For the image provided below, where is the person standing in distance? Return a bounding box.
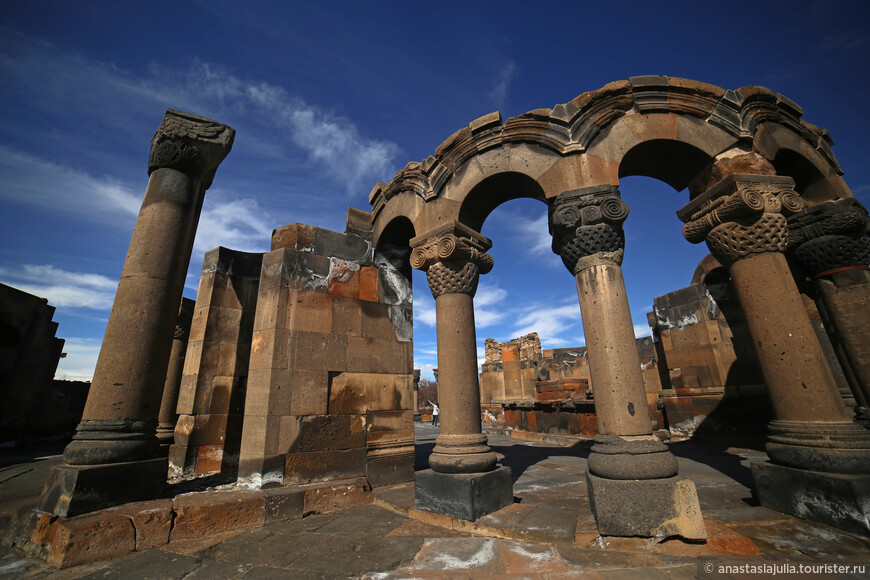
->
[428,400,439,427]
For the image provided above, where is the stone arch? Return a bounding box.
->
[457,171,548,232]
[371,76,854,245]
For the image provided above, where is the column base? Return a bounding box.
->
[39,457,168,517]
[766,420,870,474]
[586,471,706,540]
[752,461,870,537]
[415,467,513,521]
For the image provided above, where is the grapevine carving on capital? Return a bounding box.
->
[680,174,805,266]
[787,199,870,277]
[549,185,630,275]
[410,225,493,298]
[148,109,236,188]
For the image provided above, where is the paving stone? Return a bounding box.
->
[159,530,247,557]
[77,550,201,579]
[410,538,506,574]
[497,541,569,574]
[386,517,470,538]
[312,504,406,537]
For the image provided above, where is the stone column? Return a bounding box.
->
[550,185,705,539]
[156,297,195,451]
[40,110,235,517]
[788,199,870,424]
[680,174,870,535]
[409,223,512,520]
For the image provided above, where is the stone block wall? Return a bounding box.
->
[170,248,262,476]
[0,283,68,442]
[238,209,414,488]
[649,277,770,441]
[483,332,666,438]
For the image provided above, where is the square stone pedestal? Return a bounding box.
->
[752,461,870,537]
[40,458,169,517]
[586,471,706,539]
[415,467,513,521]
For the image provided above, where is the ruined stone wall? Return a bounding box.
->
[482,333,664,438]
[0,283,69,442]
[238,208,414,488]
[649,277,770,441]
[170,248,262,476]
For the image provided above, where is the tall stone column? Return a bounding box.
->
[680,174,870,535]
[40,110,235,517]
[156,297,195,451]
[409,223,512,520]
[549,185,705,539]
[787,199,870,424]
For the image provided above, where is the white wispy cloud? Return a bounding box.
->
[194,195,272,255]
[491,61,516,108]
[515,214,553,256]
[2,32,400,195]
[153,61,401,194]
[0,264,117,310]
[54,337,102,381]
[0,146,141,224]
[511,302,582,347]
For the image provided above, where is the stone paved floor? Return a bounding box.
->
[1,427,869,579]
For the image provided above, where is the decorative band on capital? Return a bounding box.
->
[679,176,805,266]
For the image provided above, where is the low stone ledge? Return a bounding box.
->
[301,477,372,515]
[170,490,266,542]
[104,499,173,549]
[27,482,316,568]
[46,512,136,568]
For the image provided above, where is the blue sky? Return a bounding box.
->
[2,1,869,380]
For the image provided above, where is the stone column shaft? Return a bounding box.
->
[788,198,870,421]
[730,252,850,422]
[551,184,703,539]
[575,265,651,436]
[40,110,234,517]
[435,292,484,442]
[156,297,195,449]
[410,223,497,474]
[680,173,870,474]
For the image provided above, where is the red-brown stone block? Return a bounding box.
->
[171,491,266,541]
[47,512,136,568]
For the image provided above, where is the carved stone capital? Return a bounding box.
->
[678,174,805,266]
[148,109,236,189]
[410,223,493,298]
[787,199,870,277]
[549,185,630,274]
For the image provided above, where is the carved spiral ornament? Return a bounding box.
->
[410,229,494,297]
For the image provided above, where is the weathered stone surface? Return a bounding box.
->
[103,499,173,550]
[46,512,136,568]
[285,448,367,484]
[752,461,870,536]
[586,472,706,539]
[39,458,168,518]
[263,487,304,524]
[415,467,513,521]
[302,478,371,514]
[171,491,266,541]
